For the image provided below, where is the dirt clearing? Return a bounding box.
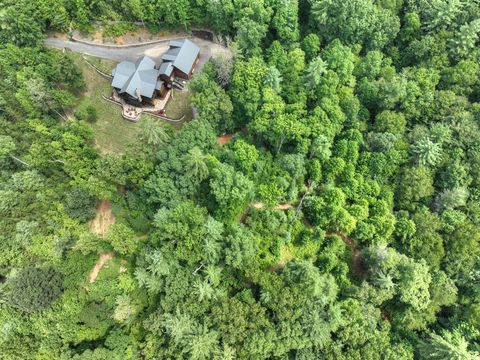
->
[217,134,234,145]
[252,202,293,210]
[89,252,113,283]
[90,199,116,236]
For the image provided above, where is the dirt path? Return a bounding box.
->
[89,252,113,283]
[90,199,116,236]
[327,231,367,280]
[217,134,234,145]
[251,202,293,210]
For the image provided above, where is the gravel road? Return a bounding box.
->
[44,37,231,72]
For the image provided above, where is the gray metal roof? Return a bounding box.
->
[111,61,136,89]
[159,61,174,77]
[169,40,185,48]
[161,47,181,62]
[111,56,159,100]
[160,39,200,75]
[171,39,200,75]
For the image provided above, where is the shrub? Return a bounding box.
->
[74,109,87,121]
[86,105,98,122]
[103,22,137,38]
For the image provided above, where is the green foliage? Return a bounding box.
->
[190,70,234,133]
[310,0,400,50]
[2,1,480,357]
[63,187,98,223]
[209,162,254,221]
[230,56,268,123]
[302,33,321,61]
[138,117,170,147]
[411,137,443,167]
[103,22,137,38]
[107,223,138,255]
[7,266,63,313]
[395,166,434,210]
[419,329,480,360]
[449,19,480,60]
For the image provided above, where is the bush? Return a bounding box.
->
[74,109,87,121]
[86,105,98,122]
[7,267,63,312]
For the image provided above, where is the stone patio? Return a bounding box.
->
[112,89,171,121]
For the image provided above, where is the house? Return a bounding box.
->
[111,39,200,106]
[159,39,201,82]
[111,56,168,105]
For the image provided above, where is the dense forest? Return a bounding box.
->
[1,0,480,359]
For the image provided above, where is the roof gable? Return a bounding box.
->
[172,39,200,74]
[111,56,159,100]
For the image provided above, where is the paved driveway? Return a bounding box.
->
[44,37,231,72]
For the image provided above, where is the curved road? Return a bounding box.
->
[44,36,231,72]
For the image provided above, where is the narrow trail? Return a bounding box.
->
[327,231,367,280]
[87,200,116,285]
[89,252,113,283]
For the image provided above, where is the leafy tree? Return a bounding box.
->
[434,188,469,211]
[209,162,254,221]
[232,0,272,56]
[309,0,400,50]
[411,137,443,167]
[7,266,63,313]
[395,166,434,210]
[0,4,44,47]
[304,57,328,90]
[0,135,17,164]
[374,110,406,135]
[419,330,480,360]
[302,33,321,61]
[322,39,356,86]
[113,294,137,323]
[263,66,282,94]
[138,117,170,147]
[63,187,97,223]
[423,0,463,32]
[230,56,268,123]
[228,139,259,174]
[449,19,480,59]
[270,0,299,43]
[107,223,138,255]
[183,147,209,182]
[190,71,234,132]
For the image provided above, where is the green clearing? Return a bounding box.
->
[164,88,194,127]
[70,53,194,152]
[71,53,139,154]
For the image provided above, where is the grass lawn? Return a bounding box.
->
[71,53,139,154]
[164,88,194,128]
